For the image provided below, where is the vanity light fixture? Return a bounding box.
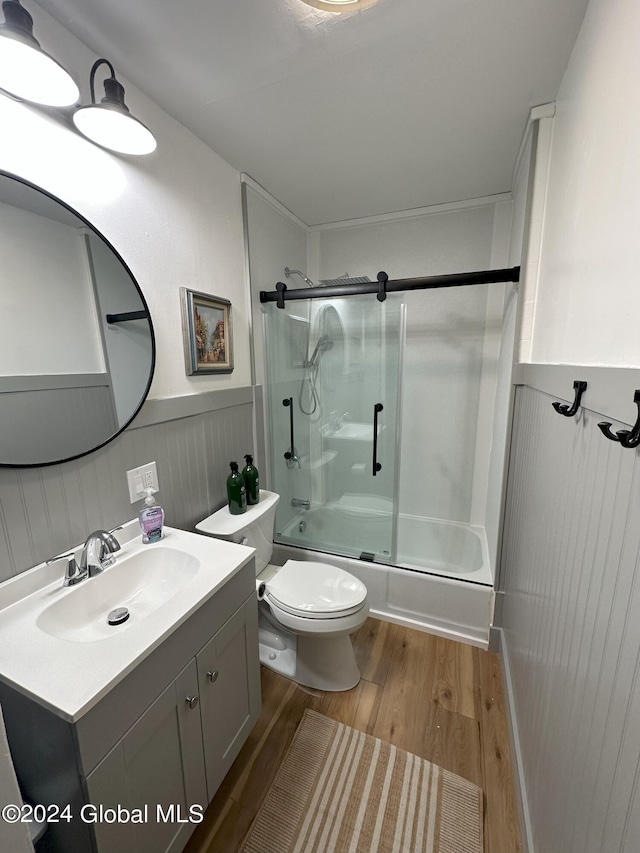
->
[300,0,379,12]
[73,58,156,156]
[0,0,79,106]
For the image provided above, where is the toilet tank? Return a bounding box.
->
[195,490,280,575]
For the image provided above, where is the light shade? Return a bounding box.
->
[73,59,156,155]
[0,0,79,106]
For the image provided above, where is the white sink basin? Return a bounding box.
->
[0,521,255,721]
[36,547,200,643]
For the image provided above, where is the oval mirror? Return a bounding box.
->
[0,171,155,467]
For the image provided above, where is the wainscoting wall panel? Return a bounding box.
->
[501,378,640,853]
[0,389,255,582]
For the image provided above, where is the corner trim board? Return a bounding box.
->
[491,626,534,853]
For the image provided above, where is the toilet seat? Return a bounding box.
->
[266,595,368,638]
[265,560,367,619]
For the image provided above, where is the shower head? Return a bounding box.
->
[306,334,333,367]
[284,268,372,288]
[318,274,372,287]
[284,267,315,287]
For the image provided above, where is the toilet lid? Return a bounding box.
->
[265,560,367,618]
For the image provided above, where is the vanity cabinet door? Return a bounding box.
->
[86,658,207,853]
[197,594,261,800]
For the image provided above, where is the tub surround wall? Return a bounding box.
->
[246,185,519,591]
[309,201,517,582]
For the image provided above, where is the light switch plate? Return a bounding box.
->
[126,462,159,503]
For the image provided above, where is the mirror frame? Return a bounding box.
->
[0,170,156,469]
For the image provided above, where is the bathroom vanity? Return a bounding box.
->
[0,523,261,853]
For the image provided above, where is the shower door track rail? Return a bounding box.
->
[260,266,520,308]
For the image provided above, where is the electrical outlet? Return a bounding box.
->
[126,462,159,503]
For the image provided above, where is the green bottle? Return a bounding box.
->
[226,461,247,515]
[242,454,260,505]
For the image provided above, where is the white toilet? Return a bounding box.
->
[196,490,369,691]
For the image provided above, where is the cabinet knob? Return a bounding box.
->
[207,670,219,683]
[185,695,199,709]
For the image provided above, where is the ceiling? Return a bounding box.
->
[35,0,589,226]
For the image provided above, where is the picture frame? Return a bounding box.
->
[180,288,233,375]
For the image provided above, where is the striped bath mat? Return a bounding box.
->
[240,709,483,853]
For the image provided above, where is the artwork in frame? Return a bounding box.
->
[180,288,233,375]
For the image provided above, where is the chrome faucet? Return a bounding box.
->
[80,530,120,578]
[50,528,122,587]
[291,498,310,510]
[80,529,121,578]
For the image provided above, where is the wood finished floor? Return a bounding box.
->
[184,617,522,853]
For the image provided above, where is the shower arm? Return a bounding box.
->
[284,267,314,287]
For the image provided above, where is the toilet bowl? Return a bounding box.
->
[196,490,368,691]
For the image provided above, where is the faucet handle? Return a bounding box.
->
[56,554,86,587]
[46,551,75,566]
[63,556,80,582]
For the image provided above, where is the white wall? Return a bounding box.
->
[244,182,309,526]
[0,202,103,375]
[88,233,153,426]
[244,182,308,389]
[530,0,640,366]
[0,6,250,400]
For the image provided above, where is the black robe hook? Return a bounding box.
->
[552,380,587,417]
[598,389,640,448]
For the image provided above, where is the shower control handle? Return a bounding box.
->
[372,403,383,476]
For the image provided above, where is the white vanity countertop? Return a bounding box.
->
[0,522,255,723]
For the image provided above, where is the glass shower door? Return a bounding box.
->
[264,293,403,562]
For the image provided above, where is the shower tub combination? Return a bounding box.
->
[274,500,493,648]
[262,280,508,650]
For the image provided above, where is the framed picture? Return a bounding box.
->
[180,288,233,374]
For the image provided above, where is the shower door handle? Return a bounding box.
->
[372,403,383,476]
[283,398,300,468]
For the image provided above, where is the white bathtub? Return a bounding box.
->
[396,514,491,585]
[276,506,494,647]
